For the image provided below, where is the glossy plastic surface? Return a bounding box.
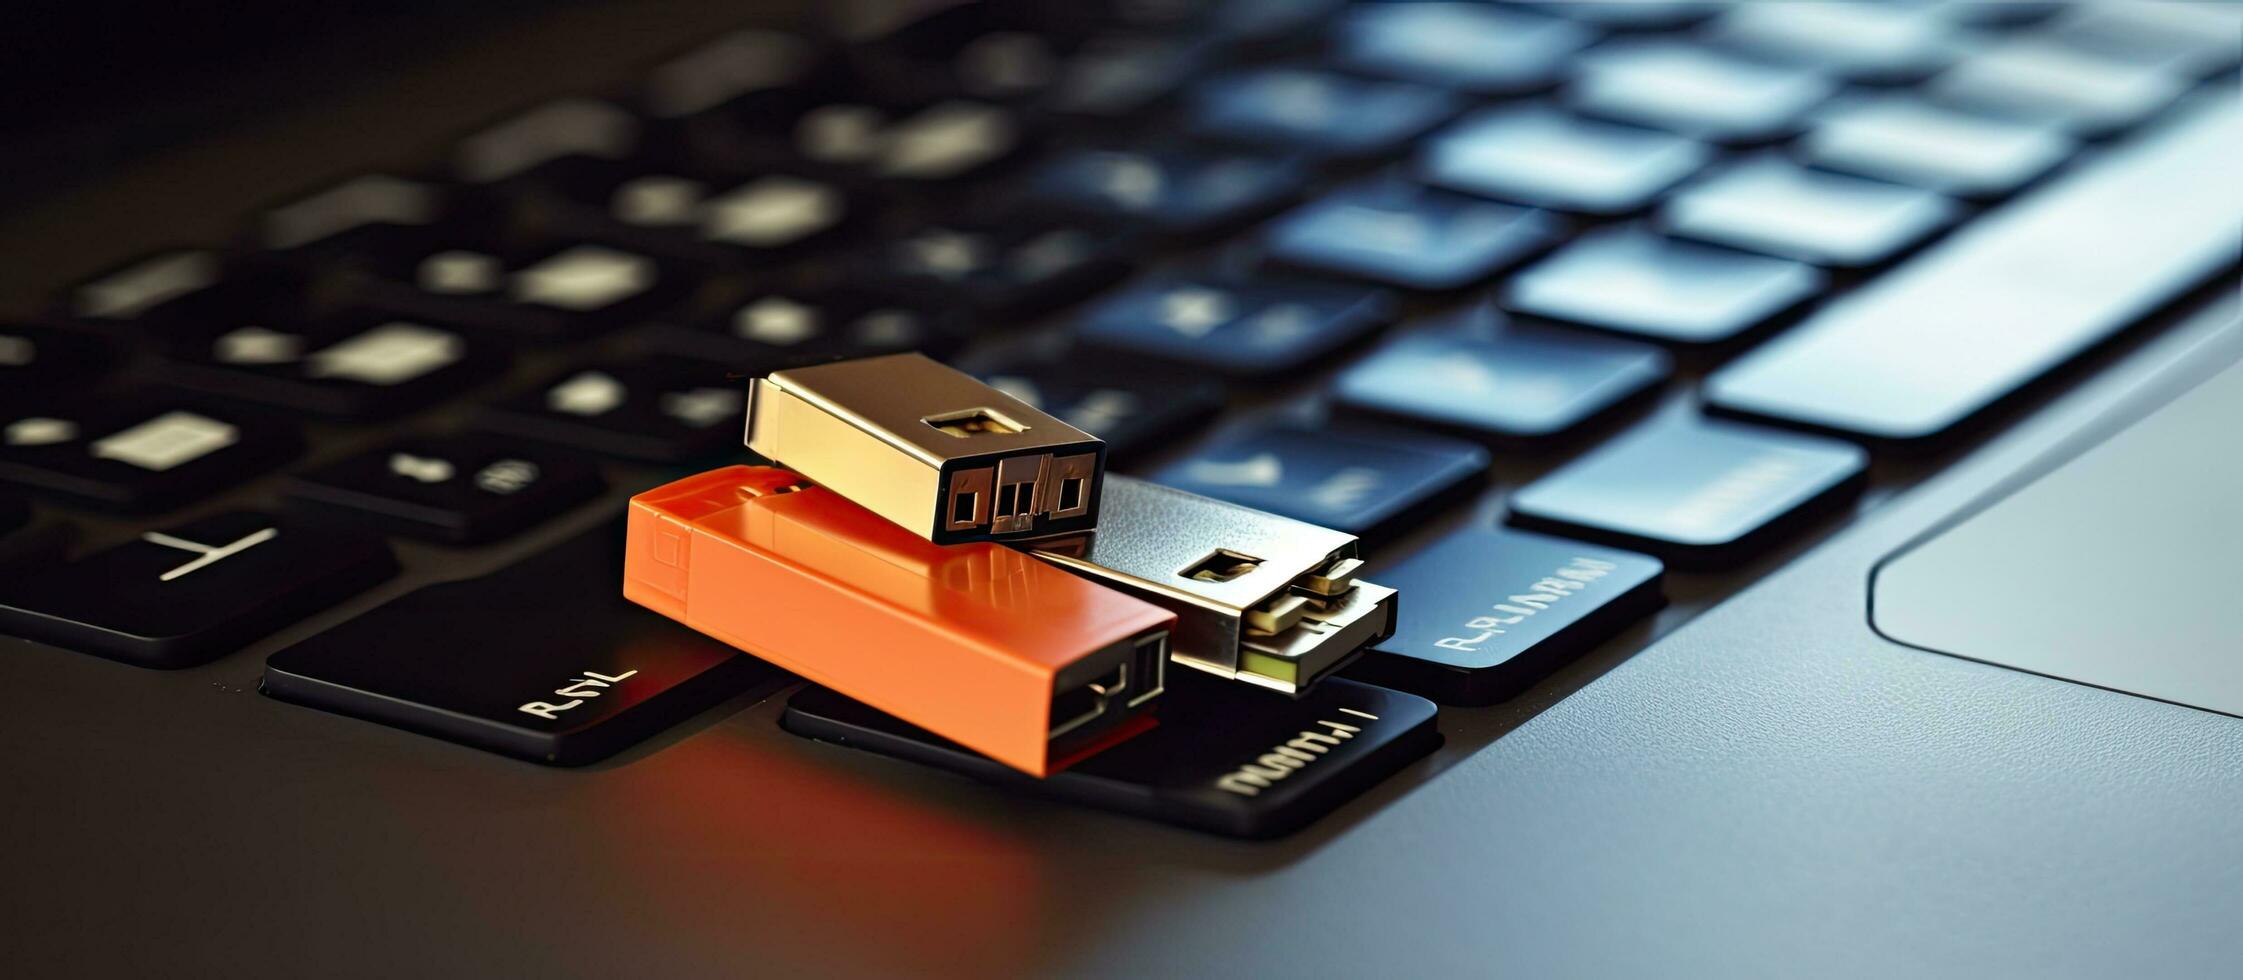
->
[624,465,1174,775]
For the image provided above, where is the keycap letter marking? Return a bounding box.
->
[140,527,281,582]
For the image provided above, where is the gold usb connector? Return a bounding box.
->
[1024,476,1398,698]
[744,353,1107,543]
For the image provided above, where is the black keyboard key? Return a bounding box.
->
[781,673,1441,839]
[1075,275,1393,380]
[793,99,1027,184]
[1333,308,1669,445]
[1708,96,2241,447]
[1504,227,1824,345]
[639,28,827,125]
[1421,106,1710,215]
[65,251,310,343]
[453,98,644,199]
[1023,146,1305,239]
[539,171,856,270]
[360,242,690,343]
[0,511,395,669]
[1344,528,1664,705]
[1152,422,1487,542]
[1799,95,2075,198]
[1264,178,1559,291]
[0,507,68,572]
[1334,3,1593,95]
[1186,67,1459,160]
[258,174,453,262]
[1927,39,2191,136]
[263,526,771,765]
[1708,2,1959,84]
[287,437,603,544]
[1507,415,1866,568]
[980,363,1224,462]
[1567,40,1835,143]
[871,222,1132,318]
[154,316,503,420]
[1042,35,1203,119]
[856,28,1069,107]
[1662,156,1961,268]
[477,359,747,463]
[0,324,113,410]
[65,249,224,329]
[649,286,961,371]
[0,399,300,512]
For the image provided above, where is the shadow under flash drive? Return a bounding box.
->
[623,465,1174,777]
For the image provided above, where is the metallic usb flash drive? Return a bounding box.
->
[623,465,1172,776]
[1024,475,1398,697]
[743,353,1106,544]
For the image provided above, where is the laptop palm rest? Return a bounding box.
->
[1873,353,2243,716]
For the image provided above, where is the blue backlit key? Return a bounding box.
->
[1345,528,1664,705]
[1186,67,1459,160]
[1503,227,1824,345]
[1025,147,1307,239]
[872,222,1135,318]
[1421,105,1710,215]
[1662,156,1960,268]
[1707,2,1959,84]
[1334,3,1594,94]
[1265,178,1559,291]
[1076,275,1393,380]
[1567,40,1834,143]
[1800,95,2074,198]
[1153,422,1487,542]
[1333,307,1669,445]
[1507,414,1866,568]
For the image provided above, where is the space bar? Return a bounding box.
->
[1705,94,2243,446]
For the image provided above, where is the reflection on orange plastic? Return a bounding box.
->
[624,465,1174,776]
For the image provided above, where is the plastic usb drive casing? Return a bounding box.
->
[1024,475,1398,698]
[623,465,1173,776]
[744,353,1106,544]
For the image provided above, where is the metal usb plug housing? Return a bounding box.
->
[745,353,1106,544]
[1025,476,1398,697]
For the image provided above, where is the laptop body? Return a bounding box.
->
[5,2,2241,976]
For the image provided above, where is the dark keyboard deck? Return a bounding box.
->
[3,0,2238,837]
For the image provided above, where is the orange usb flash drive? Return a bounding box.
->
[624,465,1175,776]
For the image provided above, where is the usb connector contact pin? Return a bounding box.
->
[1026,476,1398,697]
[745,353,1106,544]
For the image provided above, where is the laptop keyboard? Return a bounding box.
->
[2,0,2238,836]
